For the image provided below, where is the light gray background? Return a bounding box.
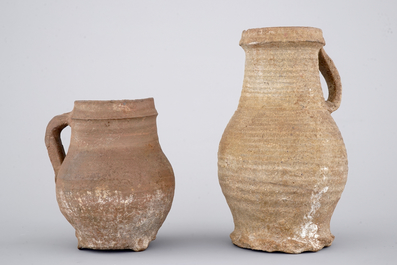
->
[1,0,396,264]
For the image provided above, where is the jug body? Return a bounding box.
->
[46,98,175,251]
[218,27,348,253]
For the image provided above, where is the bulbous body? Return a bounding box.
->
[218,27,348,253]
[46,98,175,251]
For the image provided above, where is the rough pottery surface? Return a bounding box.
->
[218,27,348,253]
[45,98,175,251]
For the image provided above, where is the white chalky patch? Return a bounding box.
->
[293,166,330,249]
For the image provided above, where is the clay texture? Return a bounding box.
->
[45,98,175,251]
[218,27,348,253]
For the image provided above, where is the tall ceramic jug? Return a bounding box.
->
[45,98,175,251]
[218,27,348,253]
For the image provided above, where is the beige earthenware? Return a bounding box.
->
[45,98,175,251]
[218,27,348,253]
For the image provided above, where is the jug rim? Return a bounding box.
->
[71,98,158,120]
[240,26,325,47]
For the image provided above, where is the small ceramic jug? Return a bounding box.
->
[45,98,175,251]
[218,27,348,253]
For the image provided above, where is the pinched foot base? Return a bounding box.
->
[231,230,334,254]
[77,235,155,251]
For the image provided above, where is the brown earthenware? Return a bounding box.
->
[45,98,175,251]
[218,27,348,253]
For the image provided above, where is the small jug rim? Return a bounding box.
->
[240,26,325,47]
[71,97,158,120]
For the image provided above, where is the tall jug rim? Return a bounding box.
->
[239,26,325,47]
[71,98,158,120]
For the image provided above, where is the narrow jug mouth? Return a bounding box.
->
[72,98,158,120]
[239,27,325,47]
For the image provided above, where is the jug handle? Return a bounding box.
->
[45,112,71,182]
[319,48,342,113]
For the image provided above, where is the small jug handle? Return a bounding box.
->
[319,48,342,113]
[45,112,71,181]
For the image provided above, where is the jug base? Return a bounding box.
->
[230,230,334,254]
[76,235,155,251]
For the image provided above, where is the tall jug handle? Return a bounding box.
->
[319,48,342,113]
[45,112,71,182]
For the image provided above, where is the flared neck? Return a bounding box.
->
[238,29,326,110]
